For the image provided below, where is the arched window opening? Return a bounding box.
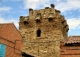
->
[48,18,53,22]
[37,29,41,37]
[36,19,41,23]
[24,21,27,25]
[24,21,28,25]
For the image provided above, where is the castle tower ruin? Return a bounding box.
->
[19,4,69,57]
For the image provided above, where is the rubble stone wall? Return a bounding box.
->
[19,4,69,57]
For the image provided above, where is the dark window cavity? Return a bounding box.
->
[37,29,41,37]
[48,18,53,22]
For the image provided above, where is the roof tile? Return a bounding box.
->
[65,36,80,44]
[0,23,22,43]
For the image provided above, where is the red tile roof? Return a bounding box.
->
[0,23,22,43]
[65,36,80,44]
[60,36,80,57]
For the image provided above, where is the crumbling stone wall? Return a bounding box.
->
[19,4,69,57]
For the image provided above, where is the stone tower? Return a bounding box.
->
[19,4,69,57]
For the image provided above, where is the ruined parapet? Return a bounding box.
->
[19,16,29,30]
[29,8,33,16]
[60,15,69,39]
[55,9,61,18]
[19,4,69,57]
[29,4,55,19]
[50,4,55,8]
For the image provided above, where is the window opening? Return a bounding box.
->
[24,21,28,25]
[24,21,27,25]
[36,19,41,23]
[37,29,41,37]
[48,18,53,22]
[0,44,6,57]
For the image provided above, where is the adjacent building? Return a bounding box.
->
[0,23,22,57]
[60,36,80,57]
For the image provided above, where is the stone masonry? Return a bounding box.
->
[19,4,69,57]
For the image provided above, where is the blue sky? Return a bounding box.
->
[0,0,80,36]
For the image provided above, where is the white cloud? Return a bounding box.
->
[67,18,80,30]
[23,0,50,9]
[0,17,18,27]
[23,0,80,12]
[0,6,11,12]
[0,6,17,28]
[55,0,80,12]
